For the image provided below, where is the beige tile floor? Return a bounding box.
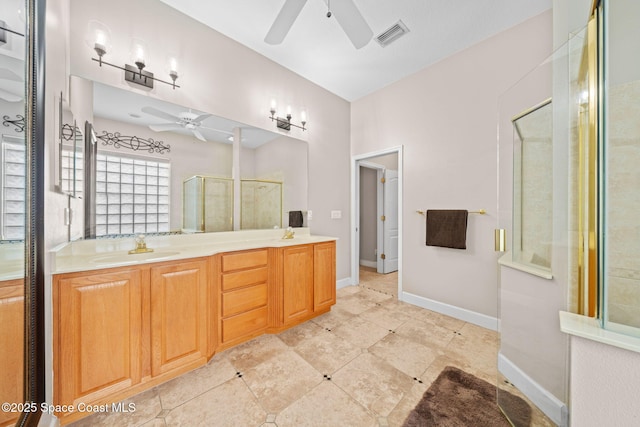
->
[69,268,553,427]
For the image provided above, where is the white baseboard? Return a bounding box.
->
[359,260,377,269]
[336,277,353,289]
[498,353,569,427]
[401,291,498,331]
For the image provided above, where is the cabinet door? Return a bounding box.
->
[314,242,336,312]
[56,269,142,406]
[0,280,23,427]
[282,245,314,325]
[150,260,208,376]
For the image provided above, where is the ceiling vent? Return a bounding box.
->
[375,20,409,47]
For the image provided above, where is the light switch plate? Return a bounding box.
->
[331,210,342,219]
[307,210,312,220]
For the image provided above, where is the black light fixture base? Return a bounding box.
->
[276,117,291,131]
[0,20,6,45]
[124,64,154,89]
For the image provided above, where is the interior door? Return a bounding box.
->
[381,169,398,273]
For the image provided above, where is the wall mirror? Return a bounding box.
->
[0,3,27,426]
[54,94,84,197]
[72,76,308,238]
[512,98,553,270]
[1,0,46,424]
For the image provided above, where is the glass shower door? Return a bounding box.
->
[495,27,588,427]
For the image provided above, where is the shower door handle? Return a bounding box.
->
[494,229,506,252]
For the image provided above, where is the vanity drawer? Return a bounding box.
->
[221,306,268,343]
[222,283,268,317]
[221,249,268,272]
[221,267,268,292]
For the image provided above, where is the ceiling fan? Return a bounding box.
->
[265,0,373,49]
[141,106,233,142]
[0,67,24,102]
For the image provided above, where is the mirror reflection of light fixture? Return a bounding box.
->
[269,100,307,131]
[87,20,180,89]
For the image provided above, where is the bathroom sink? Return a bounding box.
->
[91,251,181,264]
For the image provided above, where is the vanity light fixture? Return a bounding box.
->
[269,101,306,131]
[88,21,180,89]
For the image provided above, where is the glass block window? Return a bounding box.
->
[60,144,83,198]
[1,136,26,241]
[96,153,170,236]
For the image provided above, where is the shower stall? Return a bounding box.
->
[182,175,233,233]
[497,0,640,425]
[240,179,283,230]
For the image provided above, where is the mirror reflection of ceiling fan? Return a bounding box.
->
[141,106,234,142]
[0,67,23,102]
[265,0,373,49]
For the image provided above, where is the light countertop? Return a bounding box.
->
[51,228,336,275]
[0,242,25,282]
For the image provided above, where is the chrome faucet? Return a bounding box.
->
[129,234,154,254]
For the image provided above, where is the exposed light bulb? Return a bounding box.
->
[135,46,145,65]
[300,110,307,123]
[94,30,107,56]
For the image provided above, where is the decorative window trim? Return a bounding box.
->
[97,130,171,154]
[2,114,25,133]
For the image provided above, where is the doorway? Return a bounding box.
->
[351,146,403,299]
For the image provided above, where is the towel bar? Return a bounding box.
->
[416,209,486,215]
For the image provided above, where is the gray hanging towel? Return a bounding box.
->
[426,210,468,249]
[289,210,304,227]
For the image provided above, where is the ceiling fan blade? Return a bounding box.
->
[0,88,22,102]
[191,113,211,124]
[192,129,207,142]
[0,68,23,82]
[264,0,307,45]
[148,123,181,132]
[141,106,182,122]
[200,126,233,136]
[330,0,373,49]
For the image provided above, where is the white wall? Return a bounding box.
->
[569,337,640,426]
[67,0,352,279]
[254,136,309,224]
[351,11,553,319]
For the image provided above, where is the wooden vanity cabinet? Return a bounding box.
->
[281,245,314,326]
[313,241,337,312]
[52,240,335,424]
[271,241,337,330]
[54,268,143,409]
[217,249,269,350]
[0,279,24,427]
[53,258,210,424]
[149,259,209,376]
